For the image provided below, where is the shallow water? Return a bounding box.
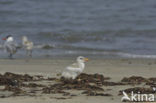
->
[0,0,156,58]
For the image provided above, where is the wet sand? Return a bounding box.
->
[0,58,156,103]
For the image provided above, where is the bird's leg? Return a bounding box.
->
[29,50,32,57]
[26,50,28,56]
[9,53,13,59]
[27,50,32,57]
[25,50,30,62]
[26,50,30,57]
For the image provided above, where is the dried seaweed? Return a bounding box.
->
[119,87,155,95]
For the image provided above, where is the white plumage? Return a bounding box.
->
[22,36,33,57]
[3,35,18,59]
[62,56,89,79]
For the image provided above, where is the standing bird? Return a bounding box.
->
[2,35,18,59]
[61,56,89,79]
[22,36,33,57]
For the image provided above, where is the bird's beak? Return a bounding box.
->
[84,58,89,62]
[2,38,6,40]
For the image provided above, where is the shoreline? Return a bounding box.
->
[0,58,156,79]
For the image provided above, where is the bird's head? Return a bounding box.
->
[2,35,13,42]
[77,56,89,63]
[22,36,28,42]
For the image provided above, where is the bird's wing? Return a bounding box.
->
[24,41,33,49]
[28,41,33,47]
[66,63,82,73]
[70,63,79,68]
[4,41,17,53]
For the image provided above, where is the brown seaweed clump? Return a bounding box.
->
[121,76,148,85]
[61,73,124,86]
[0,72,114,98]
[4,85,25,96]
[102,81,125,86]
[145,77,156,87]
[42,73,113,96]
[0,72,116,98]
[82,90,112,96]
[0,72,35,87]
[119,87,155,95]
[0,72,52,97]
[0,72,56,87]
[148,77,156,83]
[121,76,156,87]
[61,73,110,86]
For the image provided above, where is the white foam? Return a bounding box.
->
[116,52,156,59]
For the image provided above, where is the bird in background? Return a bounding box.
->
[61,56,89,79]
[2,35,18,59]
[22,36,34,57]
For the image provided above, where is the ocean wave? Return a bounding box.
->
[116,52,156,59]
[1,43,156,59]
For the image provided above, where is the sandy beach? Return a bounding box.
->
[0,58,155,103]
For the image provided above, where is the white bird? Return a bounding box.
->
[61,56,89,79]
[2,35,18,59]
[22,36,33,57]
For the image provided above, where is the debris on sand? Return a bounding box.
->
[119,87,155,95]
[82,90,112,96]
[42,74,105,96]
[42,85,70,94]
[121,76,156,87]
[121,76,148,85]
[145,77,156,87]
[60,73,110,88]
[0,72,34,86]
[65,73,110,86]
[2,72,34,82]
[148,77,156,83]
[42,73,125,96]
[42,81,104,93]
[77,73,111,81]
[102,81,125,86]
[24,83,45,88]
[61,73,124,86]
[0,72,114,98]
[4,85,24,96]
[0,72,57,86]
[3,72,156,99]
[0,72,49,98]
